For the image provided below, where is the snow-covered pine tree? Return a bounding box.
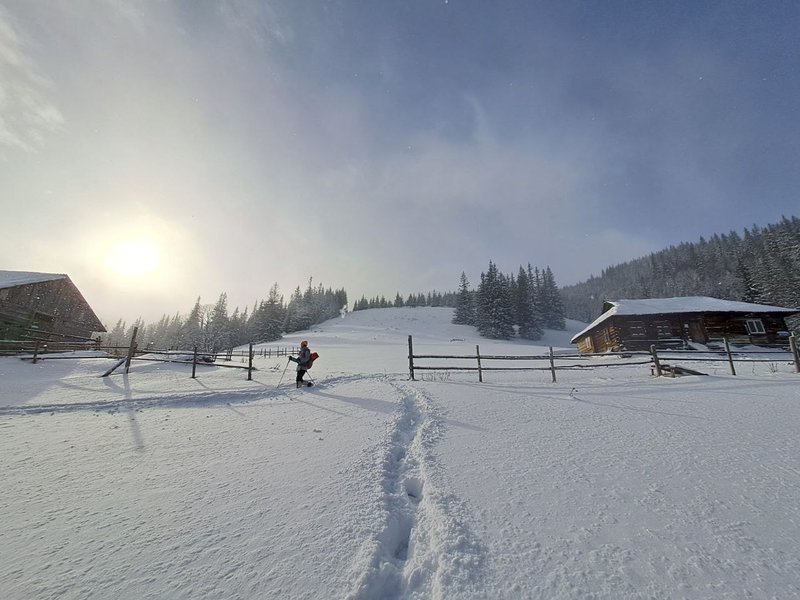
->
[180,297,207,350]
[452,272,475,325]
[285,286,313,331]
[540,267,566,330]
[250,284,284,342]
[515,266,543,340]
[104,319,127,348]
[763,226,800,307]
[526,264,546,338]
[207,293,232,352]
[476,261,514,339]
[736,256,765,304]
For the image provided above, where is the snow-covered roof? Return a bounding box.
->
[571,296,799,343]
[0,270,67,289]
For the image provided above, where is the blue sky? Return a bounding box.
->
[1,1,799,323]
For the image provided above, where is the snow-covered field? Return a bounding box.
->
[2,307,800,599]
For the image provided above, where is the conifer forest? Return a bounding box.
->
[561,216,800,323]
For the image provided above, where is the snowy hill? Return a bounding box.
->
[293,306,584,348]
[278,307,586,375]
[2,307,800,599]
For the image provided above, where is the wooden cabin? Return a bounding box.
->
[571,296,798,353]
[0,271,106,342]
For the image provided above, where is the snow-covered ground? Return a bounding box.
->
[2,307,800,599]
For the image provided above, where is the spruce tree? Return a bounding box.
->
[208,293,231,352]
[105,319,127,348]
[476,261,514,339]
[453,272,475,325]
[180,297,207,350]
[541,267,566,330]
[251,284,284,342]
[515,266,543,339]
[526,264,545,337]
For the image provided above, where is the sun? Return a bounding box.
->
[105,237,161,276]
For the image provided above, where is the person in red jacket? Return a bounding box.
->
[289,340,313,388]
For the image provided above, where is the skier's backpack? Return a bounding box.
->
[307,352,319,369]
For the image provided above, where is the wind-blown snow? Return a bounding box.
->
[2,307,800,599]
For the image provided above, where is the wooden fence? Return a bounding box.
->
[407,335,800,382]
[0,339,99,360]
[2,326,299,381]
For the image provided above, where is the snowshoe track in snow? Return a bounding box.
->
[348,381,485,600]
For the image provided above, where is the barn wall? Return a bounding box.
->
[574,311,794,353]
[0,279,105,340]
[615,315,685,351]
[700,313,790,345]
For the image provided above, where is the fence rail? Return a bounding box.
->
[2,330,300,381]
[0,339,99,355]
[407,335,800,382]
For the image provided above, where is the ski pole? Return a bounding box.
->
[277,358,291,387]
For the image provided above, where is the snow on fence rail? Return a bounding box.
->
[407,335,800,382]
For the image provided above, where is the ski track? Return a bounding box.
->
[347,380,486,600]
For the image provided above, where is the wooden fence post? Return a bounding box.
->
[32,341,40,364]
[125,326,138,374]
[724,337,736,375]
[191,347,198,379]
[549,347,557,383]
[247,343,254,381]
[408,335,415,381]
[790,335,800,373]
[101,357,127,378]
[650,345,662,377]
[476,345,483,383]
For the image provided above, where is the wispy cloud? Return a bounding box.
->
[218,0,294,47]
[0,6,64,153]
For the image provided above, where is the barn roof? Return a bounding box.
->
[570,296,799,343]
[0,270,67,289]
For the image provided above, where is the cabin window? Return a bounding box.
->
[627,321,646,337]
[745,319,766,335]
[653,320,672,338]
[0,288,8,301]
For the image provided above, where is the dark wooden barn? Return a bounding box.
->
[571,296,798,354]
[0,271,106,342]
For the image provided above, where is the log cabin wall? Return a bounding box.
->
[0,279,105,341]
[699,313,790,345]
[583,320,624,353]
[616,315,686,351]
[575,312,794,353]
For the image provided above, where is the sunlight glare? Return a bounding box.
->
[105,238,161,276]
